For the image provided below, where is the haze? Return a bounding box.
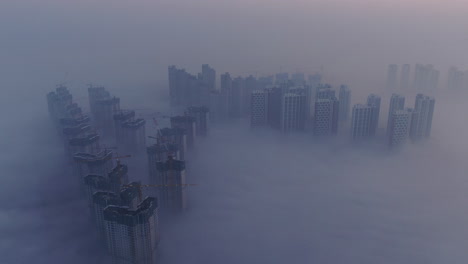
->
[1,0,468,264]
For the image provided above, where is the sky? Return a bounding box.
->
[1,0,468,263]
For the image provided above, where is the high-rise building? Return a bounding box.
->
[74,150,114,190]
[386,64,399,90]
[250,90,269,128]
[92,191,122,241]
[308,73,322,87]
[170,116,196,149]
[157,128,187,160]
[275,72,289,85]
[229,77,244,117]
[243,75,257,115]
[267,87,282,129]
[350,104,375,140]
[409,94,435,141]
[386,94,405,136]
[291,72,305,85]
[147,143,180,186]
[280,91,307,133]
[113,110,135,147]
[414,64,439,90]
[104,197,159,264]
[201,64,216,92]
[68,133,100,156]
[121,119,146,154]
[185,106,210,137]
[316,85,335,100]
[314,97,339,136]
[447,67,467,90]
[154,156,187,211]
[366,94,381,136]
[257,75,274,89]
[338,85,351,122]
[388,108,413,147]
[400,64,411,90]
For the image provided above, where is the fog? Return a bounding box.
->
[1,0,468,263]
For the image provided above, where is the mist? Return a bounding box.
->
[2,0,468,263]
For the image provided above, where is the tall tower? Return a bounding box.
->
[400,64,411,90]
[350,104,375,140]
[410,94,435,141]
[366,94,381,136]
[104,197,159,264]
[386,94,405,136]
[185,106,210,137]
[154,157,187,211]
[170,116,196,149]
[121,119,146,155]
[229,77,244,117]
[201,64,216,92]
[280,91,306,133]
[313,97,339,136]
[250,90,269,128]
[386,64,399,90]
[157,127,187,160]
[338,85,351,122]
[389,108,413,148]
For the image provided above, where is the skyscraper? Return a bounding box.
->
[338,85,351,122]
[314,97,339,136]
[409,94,435,141]
[366,94,381,136]
[121,119,146,154]
[157,127,187,160]
[308,73,322,87]
[170,116,196,149]
[388,108,413,148]
[104,197,159,264]
[229,77,244,117]
[386,64,399,90]
[154,156,187,211]
[413,64,439,90]
[400,64,411,90]
[250,90,269,128]
[185,106,210,137]
[201,64,216,92]
[350,104,375,140]
[291,72,305,85]
[114,110,135,147]
[275,72,289,85]
[74,150,114,190]
[267,87,282,129]
[447,67,466,90]
[280,91,306,133]
[386,94,405,136]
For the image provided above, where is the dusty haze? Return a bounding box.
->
[1,0,468,263]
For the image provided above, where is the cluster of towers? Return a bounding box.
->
[247,73,435,148]
[386,64,440,91]
[351,93,435,147]
[47,85,210,264]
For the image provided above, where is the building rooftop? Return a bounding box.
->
[103,197,157,226]
[93,191,121,206]
[113,110,136,121]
